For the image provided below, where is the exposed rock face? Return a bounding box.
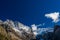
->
[0,24,23,40]
[0,20,36,40]
[54,25,60,40]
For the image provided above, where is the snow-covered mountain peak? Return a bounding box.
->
[0,19,54,36]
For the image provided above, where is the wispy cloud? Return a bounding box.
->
[45,12,60,23]
[31,24,53,35]
[31,23,45,35]
[36,23,45,27]
[31,24,37,31]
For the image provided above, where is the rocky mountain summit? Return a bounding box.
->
[0,19,54,40]
[0,19,35,40]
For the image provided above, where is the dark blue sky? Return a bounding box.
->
[0,0,60,27]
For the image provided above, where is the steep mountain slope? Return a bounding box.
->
[0,19,54,40]
[0,25,9,40]
[0,24,23,40]
[0,20,35,40]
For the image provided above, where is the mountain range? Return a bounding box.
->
[0,19,53,40]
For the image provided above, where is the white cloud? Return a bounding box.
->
[31,24,54,35]
[31,24,37,31]
[45,12,60,23]
[31,23,45,35]
[37,23,45,27]
[37,28,53,35]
